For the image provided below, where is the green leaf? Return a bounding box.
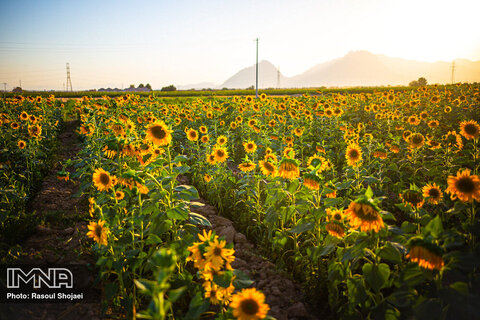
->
[365,186,374,198]
[289,221,314,234]
[379,242,402,264]
[414,299,442,320]
[381,210,396,221]
[363,263,390,292]
[233,269,254,289]
[424,215,443,238]
[168,286,186,302]
[174,185,199,201]
[167,207,189,220]
[347,276,367,305]
[213,271,233,288]
[184,292,210,320]
[189,212,212,227]
[105,282,119,300]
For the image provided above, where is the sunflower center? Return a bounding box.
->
[99,173,110,185]
[349,150,359,159]
[240,299,259,315]
[95,225,103,238]
[464,124,478,135]
[213,247,222,256]
[334,213,342,220]
[411,135,423,145]
[264,162,274,172]
[455,177,475,193]
[216,150,224,157]
[428,188,440,198]
[151,126,166,139]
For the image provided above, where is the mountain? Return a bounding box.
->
[290,50,405,87]
[220,60,288,89]
[176,51,480,89]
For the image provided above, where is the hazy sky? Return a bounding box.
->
[1,0,479,90]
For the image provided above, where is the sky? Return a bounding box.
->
[0,0,479,90]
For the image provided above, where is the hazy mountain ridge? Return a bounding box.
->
[178,51,480,89]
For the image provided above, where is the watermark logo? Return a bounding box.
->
[7,267,73,289]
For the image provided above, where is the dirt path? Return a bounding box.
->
[1,120,102,320]
[181,174,329,320]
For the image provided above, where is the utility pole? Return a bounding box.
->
[451,61,455,84]
[19,80,21,88]
[255,38,258,98]
[66,63,73,91]
[2,83,6,92]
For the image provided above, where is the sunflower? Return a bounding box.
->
[217,135,228,146]
[86,220,109,246]
[186,128,199,141]
[407,133,425,149]
[428,120,439,128]
[459,120,480,140]
[303,173,321,190]
[203,281,223,305]
[204,238,235,271]
[293,127,304,137]
[406,239,444,270]
[278,158,300,180]
[400,189,424,209]
[345,143,363,167]
[206,153,217,165]
[146,121,172,146]
[283,147,295,159]
[243,141,257,153]
[407,115,420,126]
[258,160,277,177]
[201,135,210,143]
[326,222,345,239]
[230,288,270,320]
[238,161,256,173]
[446,168,480,202]
[230,122,238,130]
[204,174,212,182]
[422,183,443,205]
[199,126,208,134]
[444,131,463,151]
[213,146,229,163]
[115,190,125,200]
[326,207,345,223]
[28,124,42,137]
[20,112,29,121]
[17,140,26,149]
[93,168,114,192]
[346,201,384,233]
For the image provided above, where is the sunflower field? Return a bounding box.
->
[2,83,480,319]
[0,95,62,245]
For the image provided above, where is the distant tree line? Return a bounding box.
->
[409,77,427,87]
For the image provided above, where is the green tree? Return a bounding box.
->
[161,85,176,92]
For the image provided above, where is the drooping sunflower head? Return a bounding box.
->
[346,200,384,233]
[278,158,300,180]
[303,172,321,190]
[238,161,256,173]
[459,120,480,140]
[146,121,172,146]
[283,147,296,159]
[406,237,444,270]
[28,124,42,137]
[446,168,480,203]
